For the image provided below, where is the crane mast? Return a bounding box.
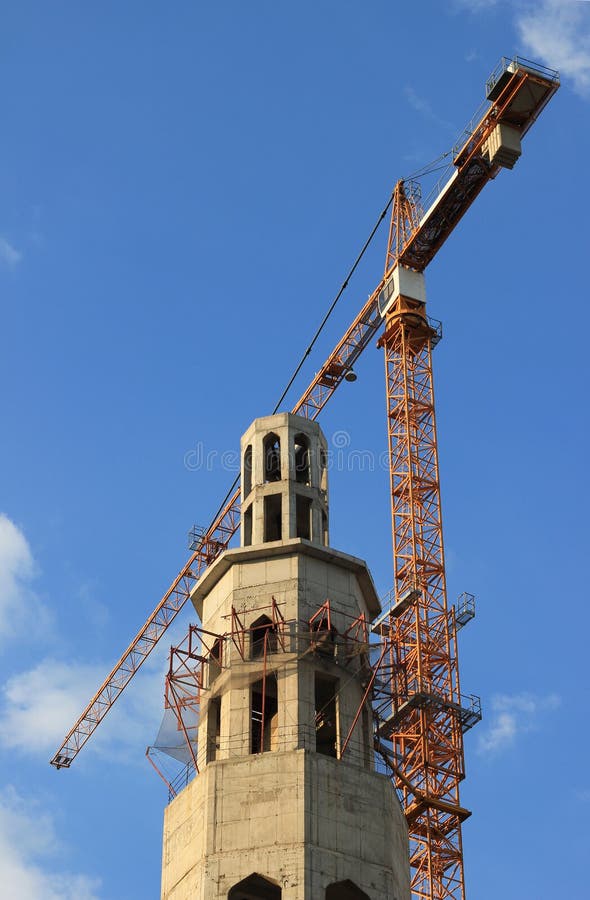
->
[373,58,559,899]
[378,182,468,899]
[50,54,559,900]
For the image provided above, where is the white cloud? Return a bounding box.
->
[478,710,517,752]
[0,513,52,645]
[478,691,560,754]
[77,581,111,630]
[0,637,183,764]
[0,659,107,755]
[0,786,101,900]
[453,1,590,98]
[516,0,590,97]
[453,0,500,10]
[0,509,192,764]
[404,86,454,131]
[0,235,22,268]
[0,514,34,584]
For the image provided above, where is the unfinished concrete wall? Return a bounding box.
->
[162,752,305,899]
[189,541,381,769]
[304,754,409,899]
[162,750,409,900]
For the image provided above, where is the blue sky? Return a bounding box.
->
[1,1,589,897]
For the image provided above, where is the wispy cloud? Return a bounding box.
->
[0,786,101,899]
[516,0,590,97]
[77,581,111,630]
[478,691,560,754]
[0,659,108,755]
[0,512,191,766]
[455,0,590,98]
[0,236,22,268]
[0,514,52,646]
[453,0,500,10]
[0,654,168,764]
[404,86,454,132]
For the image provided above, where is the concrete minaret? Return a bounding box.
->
[161,413,410,900]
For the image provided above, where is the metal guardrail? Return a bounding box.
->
[377,681,482,735]
[456,592,476,629]
[486,54,559,98]
[417,55,560,230]
[169,761,196,795]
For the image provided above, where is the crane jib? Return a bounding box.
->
[49,56,559,774]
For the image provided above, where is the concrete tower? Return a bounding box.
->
[161,413,410,900]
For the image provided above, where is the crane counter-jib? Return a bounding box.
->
[398,57,559,273]
[416,169,459,247]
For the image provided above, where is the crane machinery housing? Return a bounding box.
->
[50,55,559,900]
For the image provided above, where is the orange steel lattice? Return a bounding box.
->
[51,58,560,898]
[147,624,210,797]
[162,625,207,773]
[378,190,469,896]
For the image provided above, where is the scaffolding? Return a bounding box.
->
[147,594,480,810]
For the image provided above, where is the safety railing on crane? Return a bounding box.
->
[485,54,559,100]
[415,55,560,240]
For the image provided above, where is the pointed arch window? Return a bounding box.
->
[263,433,281,483]
[250,615,278,658]
[243,444,253,498]
[320,447,328,491]
[228,873,282,899]
[294,433,311,485]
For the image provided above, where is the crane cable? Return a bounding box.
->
[204,154,451,532]
[270,146,456,420]
[271,189,395,415]
[206,189,395,530]
[403,147,454,182]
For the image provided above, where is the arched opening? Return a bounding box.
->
[243,504,253,546]
[243,444,253,498]
[315,673,339,758]
[296,494,312,540]
[263,433,281,483]
[250,615,277,659]
[251,677,278,754]
[294,432,311,484]
[206,695,221,763]
[228,872,282,899]
[320,447,328,492]
[321,509,328,546]
[325,880,371,900]
[263,494,282,542]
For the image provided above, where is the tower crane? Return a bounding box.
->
[50,56,559,900]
